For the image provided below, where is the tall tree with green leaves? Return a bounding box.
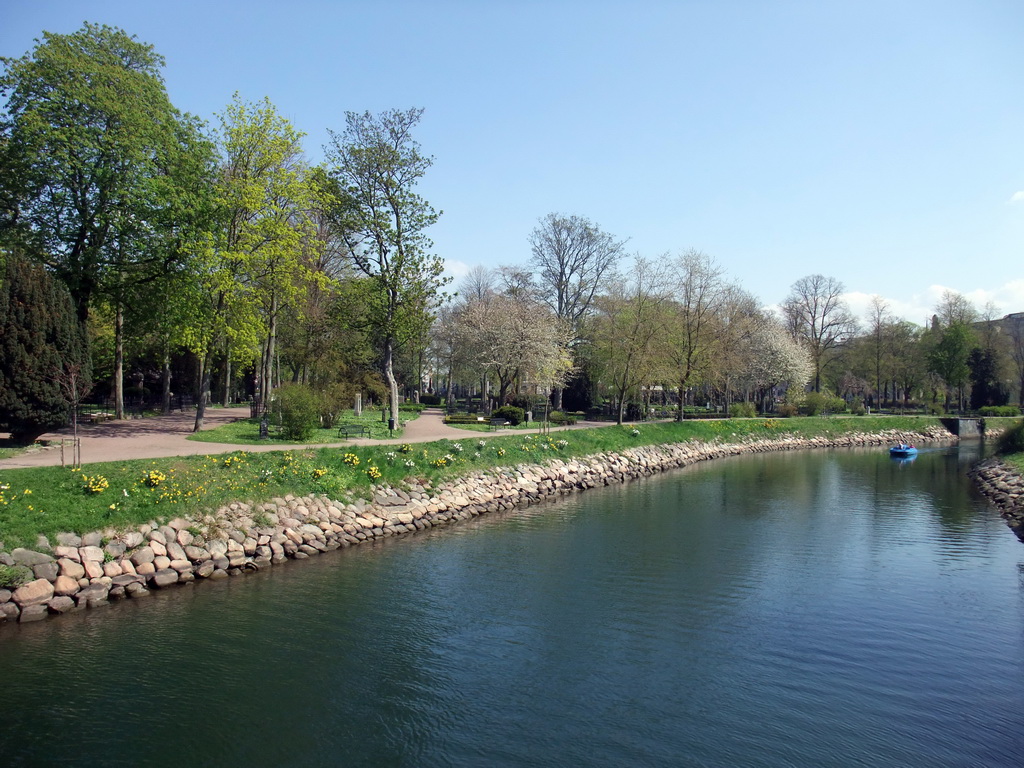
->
[0,250,90,443]
[663,250,729,418]
[928,322,976,412]
[0,23,204,324]
[588,258,670,424]
[218,94,313,413]
[0,24,216,419]
[325,108,448,429]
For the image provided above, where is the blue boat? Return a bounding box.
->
[889,443,918,458]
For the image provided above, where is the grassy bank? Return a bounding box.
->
[0,415,1002,550]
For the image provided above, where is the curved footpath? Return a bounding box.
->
[7,420,1009,627]
[0,407,602,469]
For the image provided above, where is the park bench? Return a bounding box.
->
[337,424,371,439]
[489,418,509,431]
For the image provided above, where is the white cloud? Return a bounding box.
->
[442,258,471,281]
[844,281,1024,326]
[1009,191,1024,203]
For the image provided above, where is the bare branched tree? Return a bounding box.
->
[782,274,858,392]
[529,213,626,408]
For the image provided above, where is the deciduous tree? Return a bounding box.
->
[326,108,448,429]
[529,213,625,409]
[782,274,858,392]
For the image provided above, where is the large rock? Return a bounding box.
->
[0,588,11,603]
[149,569,179,588]
[18,604,48,622]
[122,531,144,549]
[111,573,144,588]
[12,578,54,607]
[75,583,109,607]
[1,602,20,622]
[166,542,186,562]
[55,532,82,547]
[81,531,103,547]
[58,558,85,580]
[32,561,59,581]
[130,546,155,567]
[54,545,81,561]
[207,540,228,558]
[125,582,149,598]
[184,546,211,562]
[11,548,53,567]
[79,545,104,562]
[47,596,77,614]
[149,539,167,557]
[52,575,81,596]
[104,541,126,559]
[82,560,104,579]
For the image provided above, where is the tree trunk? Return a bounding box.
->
[161,345,172,415]
[222,355,232,407]
[114,302,124,420]
[194,350,214,432]
[553,386,564,411]
[384,335,399,428]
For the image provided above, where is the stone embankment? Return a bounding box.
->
[969,459,1024,541]
[0,427,954,625]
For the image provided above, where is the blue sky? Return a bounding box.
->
[3,0,1023,324]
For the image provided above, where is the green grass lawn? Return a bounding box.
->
[0,414,1005,550]
[188,408,415,445]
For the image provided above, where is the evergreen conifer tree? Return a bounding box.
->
[0,251,90,443]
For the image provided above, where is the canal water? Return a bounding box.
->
[1,444,1023,767]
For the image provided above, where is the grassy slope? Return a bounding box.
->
[0,415,1013,550]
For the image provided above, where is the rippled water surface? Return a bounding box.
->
[2,444,1023,766]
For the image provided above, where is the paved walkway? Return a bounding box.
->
[0,408,603,469]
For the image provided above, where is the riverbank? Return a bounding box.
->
[1,424,959,625]
[969,459,1024,541]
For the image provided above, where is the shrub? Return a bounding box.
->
[493,405,525,425]
[729,402,756,418]
[419,393,442,406]
[799,392,847,416]
[926,402,945,416]
[850,397,866,416]
[318,382,354,428]
[508,395,535,411]
[997,421,1024,455]
[776,403,799,417]
[548,410,577,425]
[0,564,32,589]
[274,384,320,441]
[980,405,1021,417]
